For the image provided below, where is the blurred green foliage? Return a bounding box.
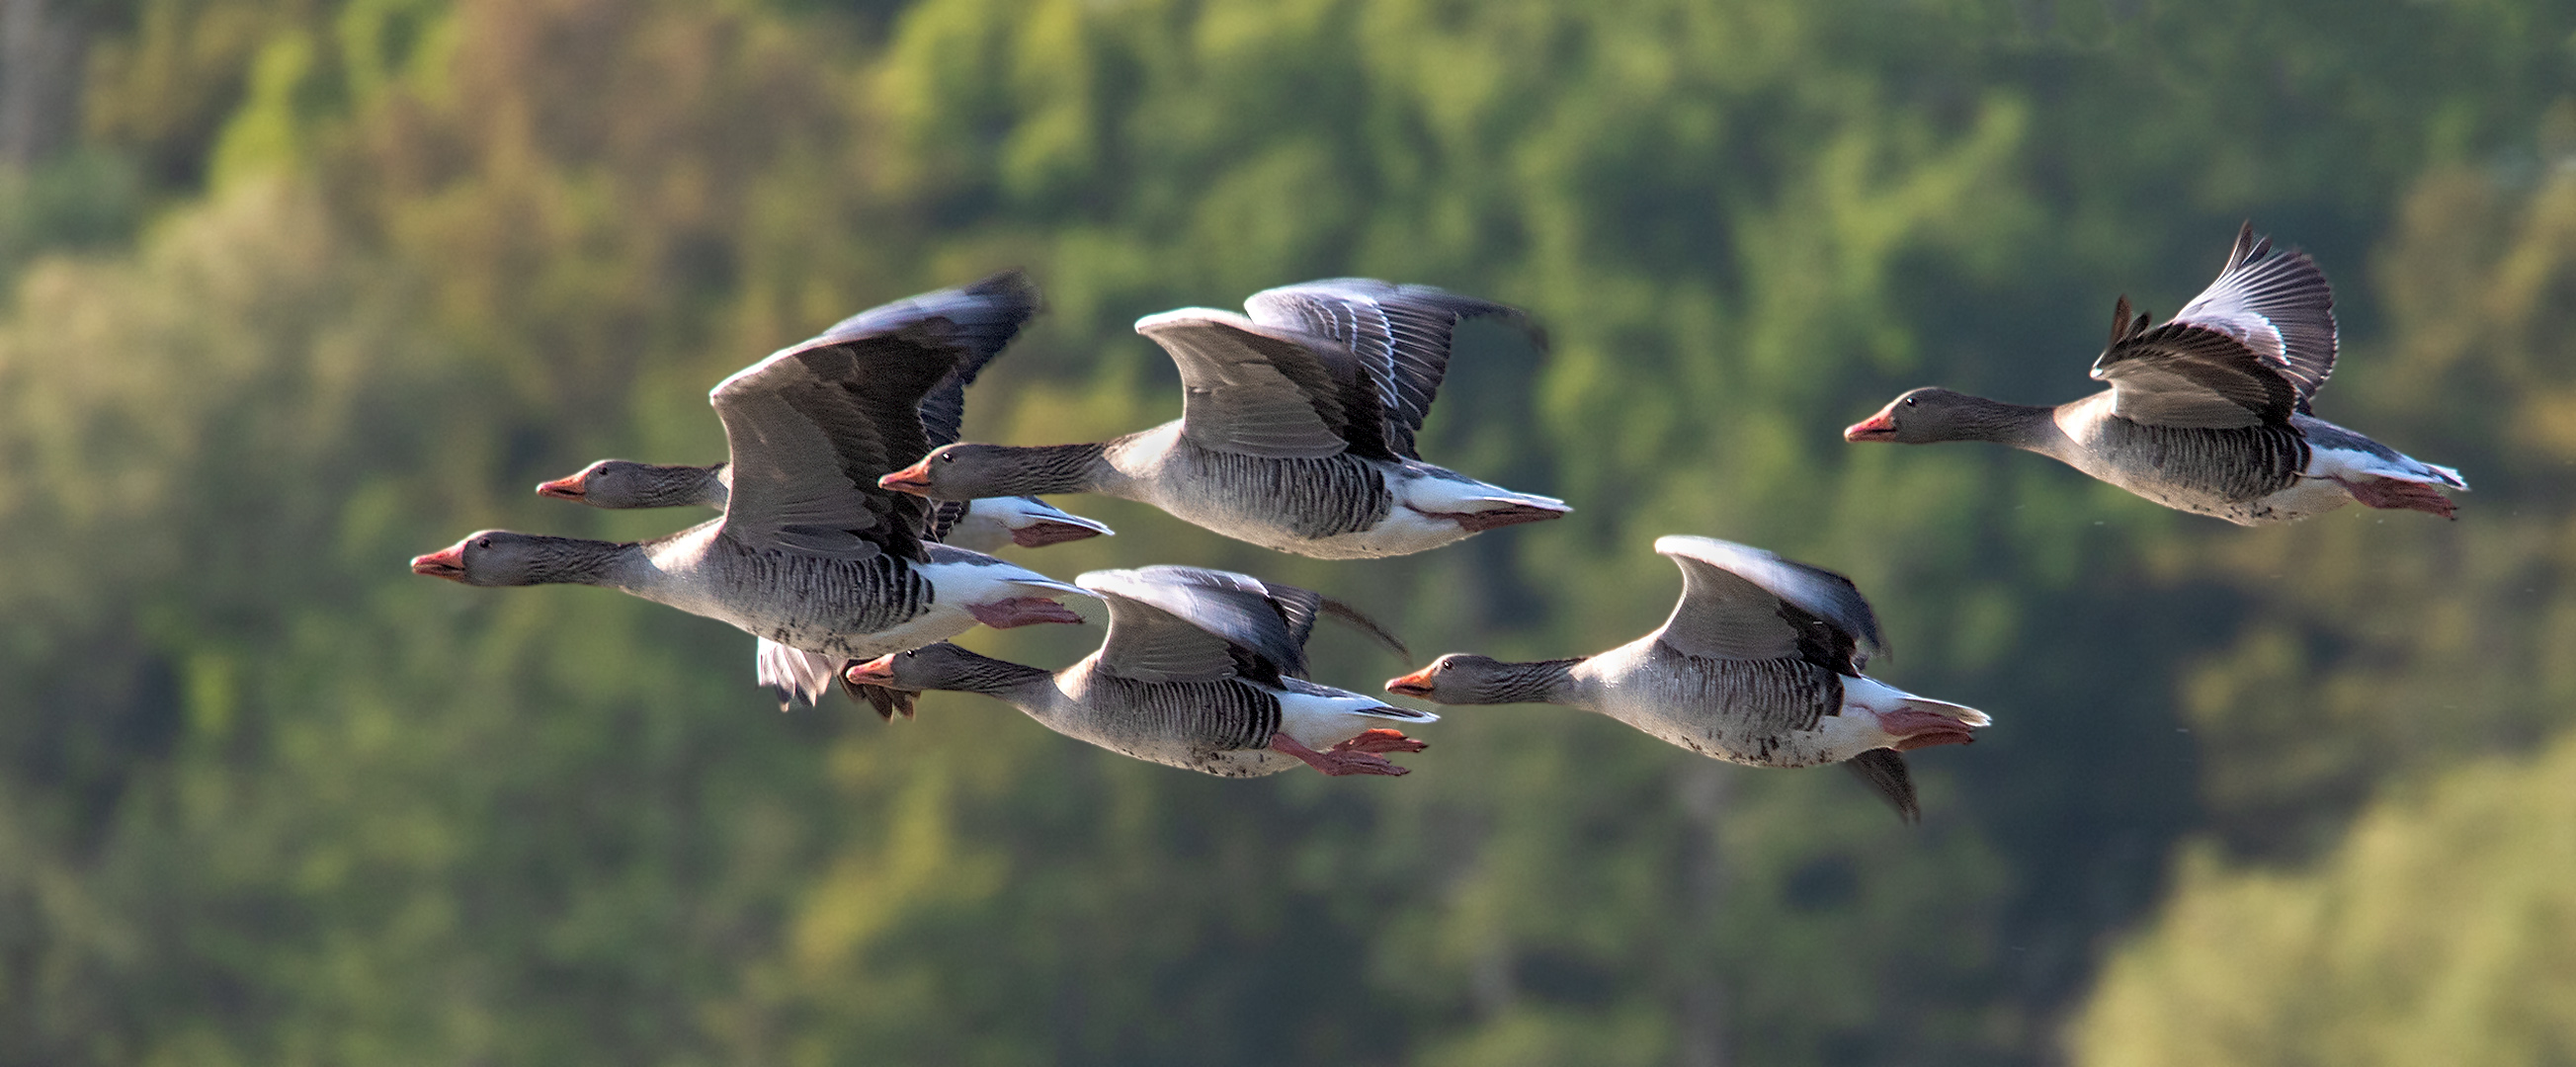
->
[2075,728,2576,1067]
[1,0,2571,1063]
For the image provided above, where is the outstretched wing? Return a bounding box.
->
[2167,222,2336,410]
[1648,535,1884,673]
[1245,280,1544,458]
[712,284,1029,560]
[877,271,1044,449]
[2092,314,2302,429]
[1134,309,1397,461]
[1078,565,1391,684]
[2089,223,2333,428]
[1080,569,1284,684]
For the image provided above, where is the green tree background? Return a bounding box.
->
[1,0,2571,1063]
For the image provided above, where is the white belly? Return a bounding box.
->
[1571,644,1898,769]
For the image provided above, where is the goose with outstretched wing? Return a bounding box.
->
[845,566,1433,778]
[412,274,1090,715]
[1846,222,2464,524]
[876,280,1566,559]
[1386,536,1986,822]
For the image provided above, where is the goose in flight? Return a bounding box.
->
[845,566,1433,777]
[1845,223,2464,524]
[412,272,1089,715]
[876,280,1567,559]
[1384,536,1986,822]
[534,274,1111,550]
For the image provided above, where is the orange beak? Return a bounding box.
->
[1385,667,1439,698]
[534,474,586,501]
[410,544,466,581]
[877,459,934,495]
[1843,410,1898,442]
[843,654,899,687]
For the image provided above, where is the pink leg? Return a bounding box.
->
[1428,504,1569,534]
[1875,708,1976,752]
[967,597,1085,628]
[1010,521,1107,548]
[2334,477,2456,520]
[1270,732,1411,777]
[1331,728,1428,755]
[1892,729,1973,752]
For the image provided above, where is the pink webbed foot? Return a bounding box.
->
[1270,732,1412,777]
[2334,476,2457,520]
[1010,521,1107,548]
[1875,707,1976,752]
[966,597,1084,628]
[1331,728,1428,756]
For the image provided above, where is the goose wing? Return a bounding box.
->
[1244,280,1543,459]
[2089,223,2332,428]
[2167,222,2336,410]
[1648,535,1884,673]
[1134,309,1398,461]
[1078,565,1396,684]
[890,270,1043,450]
[712,281,1034,560]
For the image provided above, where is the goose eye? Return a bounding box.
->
[938,453,956,464]
[474,537,493,549]
[1901,397,1917,408]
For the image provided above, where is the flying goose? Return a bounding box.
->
[535,279,1113,550]
[1383,536,1987,822]
[1845,223,2466,524]
[412,272,1090,715]
[844,566,1435,778]
[875,279,1568,559]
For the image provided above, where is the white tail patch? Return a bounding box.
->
[2309,444,2469,491]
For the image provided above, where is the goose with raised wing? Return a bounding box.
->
[845,566,1435,778]
[1845,223,2465,524]
[535,274,1114,551]
[876,280,1567,559]
[412,273,1090,714]
[1384,536,1987,822]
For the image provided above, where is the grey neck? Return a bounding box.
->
[991,442,1113,496]
[1939,396,2064,451]
[1478,658,1584,705]
[689,462,731,505]
[654,463,729,508]
[931,647,1058,698]
[524,535,650,587]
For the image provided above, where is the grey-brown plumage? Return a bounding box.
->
[413,274,1089,712]
[846,567,1431,778]
[1387,536,1987,822]
[1847,222,2465,525]
[876,280,1568,559]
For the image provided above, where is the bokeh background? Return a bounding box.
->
[3,1,2573,1063]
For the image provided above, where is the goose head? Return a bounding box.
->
[537,459,724,509]
[880,443,1066,500]
[1844,387,1995,444]
[843,643,1043,695]
[410,531,623,587]
[1387,653,1544,705]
